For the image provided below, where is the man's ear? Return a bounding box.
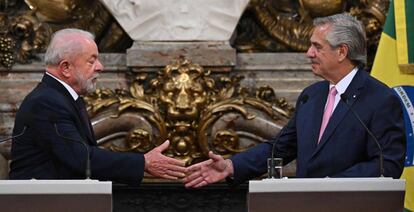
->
[337,44,349,62]
[58,59,71,78]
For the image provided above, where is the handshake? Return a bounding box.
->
[144,140,233,188]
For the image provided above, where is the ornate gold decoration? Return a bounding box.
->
[86,60,292,166]
[24,0,131,52]
[299,0,346,18]
[0,0,131,68]
[236,0,389,66]
[0,0,389,69]
[0,10,49,68]
[109,128,154,153]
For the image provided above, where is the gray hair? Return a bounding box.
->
[44,28,95,66]
[314,13,367,67]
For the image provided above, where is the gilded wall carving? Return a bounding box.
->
[86,60,292,171]
[0,1,49,68]
[235,0,389,67]
[0,0,131,68]
[0,0,389,68]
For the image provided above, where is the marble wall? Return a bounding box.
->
[0,52,320,139]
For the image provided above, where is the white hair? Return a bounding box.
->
[44,28,95,66]
[314,13,367,67]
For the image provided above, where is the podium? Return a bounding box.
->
[0,180,112,212]
[248,178,405,212]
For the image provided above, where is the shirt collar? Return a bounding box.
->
[329,67,358,95]
[46,72,79,101]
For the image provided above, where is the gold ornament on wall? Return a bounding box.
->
[236,0,389,66]
[0,10,49,68]
[85,59,292,171]
[0,0,391,69]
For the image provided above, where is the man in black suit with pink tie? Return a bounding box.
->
[184,13,406,187]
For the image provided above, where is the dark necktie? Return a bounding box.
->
[75,97,93,135]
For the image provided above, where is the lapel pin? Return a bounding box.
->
[353,95,356,98]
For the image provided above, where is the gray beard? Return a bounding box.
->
[74,71,98,95]
[85,77,97,94]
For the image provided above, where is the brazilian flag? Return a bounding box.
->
[393,86,414,212]
[371,0,414,211]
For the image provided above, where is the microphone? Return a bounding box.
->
[268,94,308,178]
[48,114,91,179]
[0,126,28,143]
[340,94,384,177]
[0,113,33,143]
[269,126,287,178]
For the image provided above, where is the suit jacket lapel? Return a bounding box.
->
[42,74,97,145]
[295,80,330,161]
[309,82,330,145]
[295,82,329,161]
[75,98,97,145]
[311,70,366,158]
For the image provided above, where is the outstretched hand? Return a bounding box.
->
[184,151,233,188]
[144,140,186,180]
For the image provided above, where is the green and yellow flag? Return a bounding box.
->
[371,0,414,211]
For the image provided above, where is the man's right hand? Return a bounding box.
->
[184,151,234,188]
[144,140,186,180]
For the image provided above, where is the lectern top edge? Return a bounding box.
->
[0,180,112,194]
[249,178,406,193]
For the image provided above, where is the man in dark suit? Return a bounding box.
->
[184,13,406,187]
[9,29,186,184]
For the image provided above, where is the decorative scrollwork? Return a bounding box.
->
[0,32,15,68]
[0,10,49,68]
[0,0,390,68]
[24,0,131,52]
[86,59,292,169]
[235,0,389,66]
[109,128,154,153]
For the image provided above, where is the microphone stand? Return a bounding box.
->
[340,94,384,177]
[270,126,287,178]
[0,126,28,143]
[52,123,91,179]
[269,94,308,178]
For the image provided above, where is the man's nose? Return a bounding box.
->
[306,47,314,58]
[95,59,104,72]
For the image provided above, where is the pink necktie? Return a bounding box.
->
[318,86,338,143]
